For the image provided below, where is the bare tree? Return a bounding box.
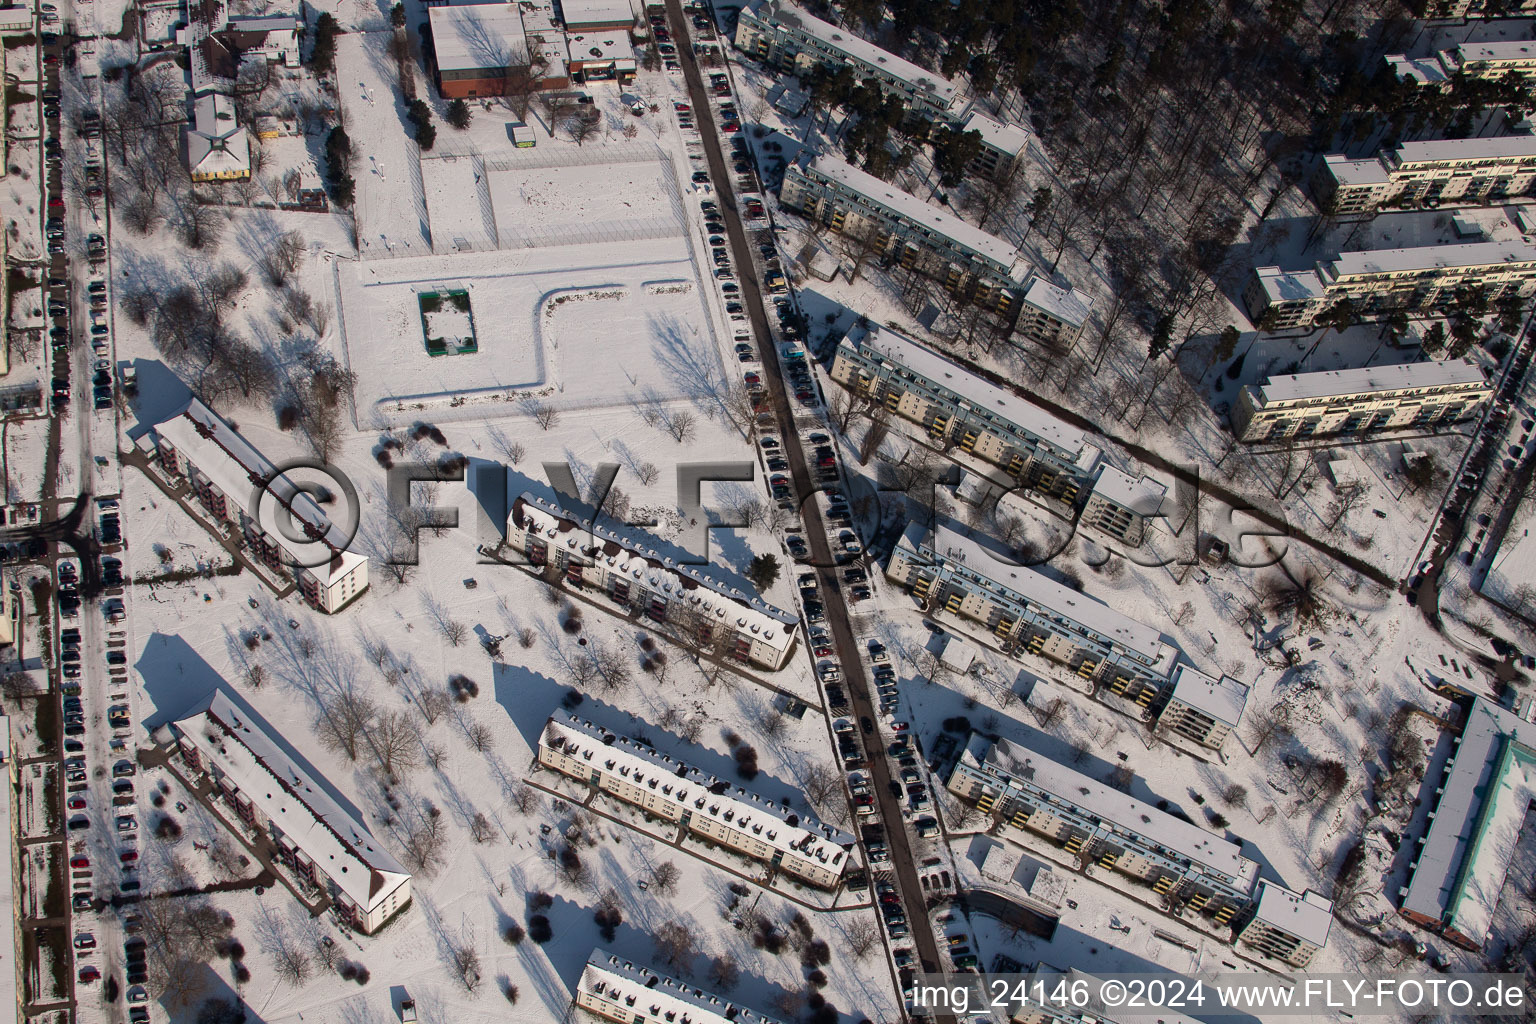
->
[318,687,378,761]
[417,687,451,725]
[442,620,468,647]
[260,229,307,287]
[470,812,497,843]
[707,956,740,991]
[467,720,495,752]
[667,411,697,444]
[450,940,482,992]
[652,861,680,895]
[653,921,696,970]
[636,462,660,486]
[846,916,880,958]
[371,709,421,781]
[567,115,601,146]
[523,398,559,431]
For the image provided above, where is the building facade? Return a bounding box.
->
[172,690,411,933]
[1231,360,1491,442]
[1246,241,1536,326]
[1444,40,1536,82]
[149,398,369,612]
[948,735,1260,924]
[1016,277,1092,349]
[886,522,1178,705]
[1154,664,1249,753]
[539,713,851,888]
[1315,136,1536,215]
[733,0,958,118]
[1079,466,1165,547]
[505,492,797,670]
[1233,881,1334,968]
[960,110,1033,179]
[830,321,1102,507]
[577,948,785,1024]
[780,154,1030,314]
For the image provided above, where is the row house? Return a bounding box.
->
[148,398,369,613]
[830,321,1101,509]
[1231,360,1491,442]
[505,492,796,670]
[171,689,411,933]
[947,735,1261,925]
[1315,136,1536,215]
[539,712,851,888]
[886,521,1178,707]
[577,948,785,1024]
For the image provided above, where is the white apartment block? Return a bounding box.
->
[1080,466,1166,547]
[960,110,1034,179]
[1154,664,1249,753]
[733,0,958,118]
[830,321,1102,507]
[886,522,1178,705]
[504,492,797,670]
[1316,136,1536,214]
[577,948,786,1024]
[947,735,1260,924]
[1444,39,1536,82]
[172,690,411,933]
[1232,360,1491,442]
[1016,277,1093,349]
[1245,240,1536,326]
[1234,881,1334,968]
[147,398,369,613]
[1422,0,1536,16]
[538,713,852,888]
[780,153,1030,314]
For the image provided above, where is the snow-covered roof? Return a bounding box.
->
[795,154,1025,277]
[1322,153,1391,187]
[224,14,299,33]
[565,28,635,66]
[512,491,796,639]
[1089,465,1166,517]
[940,635,977,673]
[546,712,851,858]
[580,948,787,1024]
[428,4,530,72]
[1021,277,1092,328]
[1386,53,1450,86]
[1392,134,1536,167]
[1250,360,1488,405]
[1454,40,1536,65]
[1324,240,1536,279]
[1250,880,1333,947]
[1251,265,1328,304]
[1402,697,1536,946]
[969,735,1260,889]
[187,91,251,177]
[746,0,958,106]
[842,321,1092,462]
[151,397,366,587]
[1167,664,1249,729]
[560,0,633,25]
[961,110,1032,158]
[173,690,410,914]
[904,520,1174,666]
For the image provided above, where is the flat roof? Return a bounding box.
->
[224,14,298,32]
[1386,53,1450,85]
[1090,465,1166,517]
[973,735,1260,887]
[1393,134,1536,166]
[796,154,1025,276]
[1322,153,1391,187]
[1251,880,1334,947]
[1456,40,1536,64]
[174,690,410,913]
[1021,277,1092,327]
[581,948,786,1024]
[560,0,634,24]
[1401,698,1536,945]
[427,4,529,73]
[1168,664,1249,729]
[1253,359,1487,404]
[749,0,958,105]
[1325,240,1536,279]
[1252,265,1328,304]
[845,321,1091,459]
[906,520,1172,665]
[961,110,1032,158]
[565,28,635,65]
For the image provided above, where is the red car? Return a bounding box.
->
[119,850,138,863]
[78,966,100,984]
[67,796,86,810]
[69,856,89,869]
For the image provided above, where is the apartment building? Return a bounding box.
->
[1233,881,1335,968]
[1154,665,1250,753]
[1316,136,1536,215]
[577,948,785,1024]
[960,110,1033,179]
[886,522,1178,705]
[830,321,1102,506]
[1401,697,1536,950]
[171,689,412,933]
[1016,277,1093,349]
[948,735,1260,922]
[1421,0,1536,16]
[733,0,958,118]
[1231,360,1491,442]
[780,153,1030,314]
[1444,40,1536,82]
[1079,466,1166,547]
[504,492,797,670]
[1246,240,1536,326]
[538,713,851,888]
[148,398,369,613]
